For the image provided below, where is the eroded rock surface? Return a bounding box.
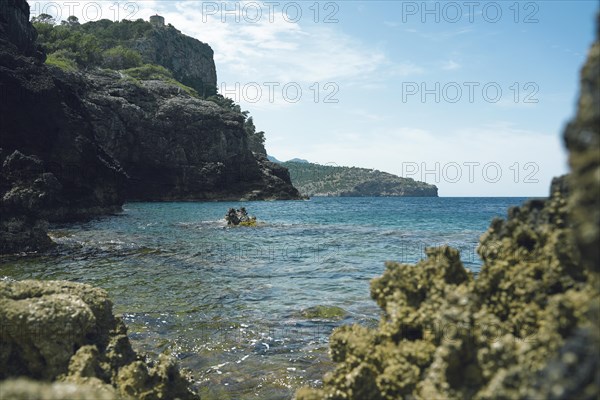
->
[0,0,300,254]
[132,23,217,96]
[69,69,300,201]
[0,280,198,399]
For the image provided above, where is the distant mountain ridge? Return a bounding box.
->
[282,161,438,197]
[267,155,309,164]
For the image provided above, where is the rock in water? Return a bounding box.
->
[225,207,257,226]
[296,17,600,400]
[0,280,198,399]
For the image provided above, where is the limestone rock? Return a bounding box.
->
[132,24,217,96]
[70,68,301,201]
[0,280,198,399]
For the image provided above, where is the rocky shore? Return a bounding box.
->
[1,1,597,399]
[0,280,198,399]
[296,19,599,400]
[0,0,300,255]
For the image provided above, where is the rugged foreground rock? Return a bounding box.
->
[0,280,197,399]
[296,18,599,400]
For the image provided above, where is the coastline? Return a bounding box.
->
[0,1,597,398]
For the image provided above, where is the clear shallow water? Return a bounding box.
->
[0,197,527,399]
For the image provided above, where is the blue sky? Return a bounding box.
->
[32,1,599,196]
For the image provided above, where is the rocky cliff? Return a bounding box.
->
[37,15,301,202]
[132,24,217,97]
[0,0,41,57]
[0,1,301,253]
[67,68,300,201]
[0,0,126,253]
[297,18,599,400]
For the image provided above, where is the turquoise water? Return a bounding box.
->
[0,197,527,399]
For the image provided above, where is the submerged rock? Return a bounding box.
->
[0,280,198,399]
[300,305,348,320]
[296,17,600,400]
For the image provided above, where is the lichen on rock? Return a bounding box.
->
[296,17,600,400]
[0,280,198,399]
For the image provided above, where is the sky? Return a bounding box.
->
[31,0,599,196]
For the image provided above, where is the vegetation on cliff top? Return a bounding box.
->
[32,16,201,96]
[33,15,152,68]
[32,15,267,155]
[282,161,438,197]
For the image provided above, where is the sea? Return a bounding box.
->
[0,197,528,399]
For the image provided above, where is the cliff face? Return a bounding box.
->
[0,0,41,57]
[132,25,217,97]
[37,14,300,202]
[65,68,300,201]
[297,20,599,400]
[0,0,126,253]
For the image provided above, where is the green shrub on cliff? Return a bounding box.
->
[33,18,154,71]
[244,116,267,154]
[122,64,199,97]
[45,51,77,71]
[102,45,142,69]
[205,95,268,154]
[33,18,206,99]
[33,18,152,64]
[34,22,101,67]
[123,63,172,80]
[206,94,242,112]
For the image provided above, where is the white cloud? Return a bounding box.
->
[442,60,461,70]
[121,1,389,108]
[31,1,423,109]
[143,2,384,83]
